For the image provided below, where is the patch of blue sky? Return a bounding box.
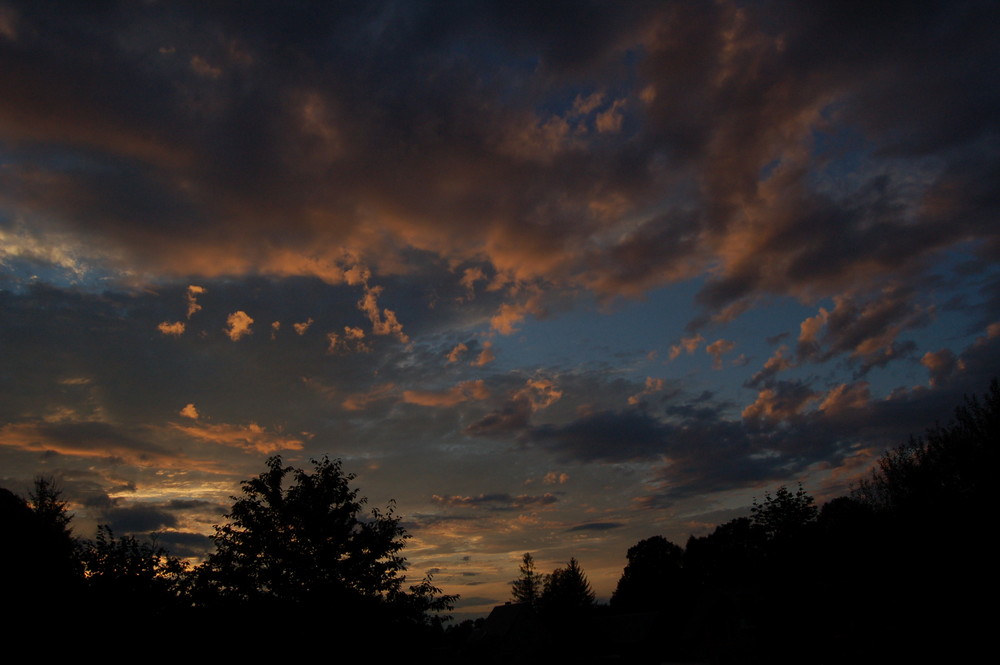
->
[491,279,706,375]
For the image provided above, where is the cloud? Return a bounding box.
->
[794,289,931,372]
[327,326,371,354]
[293,318,314,335]
[542,472,569,485]
[527,408,671,463]
[567,522,623,532]
[628,376,665,405]
[0,419,177,466]
[179,403,199,420]
[669,334,704,361]
[186,285,205,319]
[490,295,543,336]
[705,338,736,369]
[403,380,490,408]
[0,5,18,42]
[465,378,562,437]
[447,343,468,363]
[514,378,563,411]
[170,420,305,454]
[103,504,179,533]
[747,346,794,388]
[157,321,185,336]
[224,311,254,341]
[818,382,871,416]
[431,493,558,511]
[342,383,397,411]
[595,99,627,134]
[358,286,408,343]
[921,349,964,387]
[741,381,819,423]
[471,341,495,367]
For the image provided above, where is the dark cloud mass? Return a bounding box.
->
[1,0,999,611]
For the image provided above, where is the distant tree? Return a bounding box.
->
[80,525,188,613]
[510,552,546,606]
[611,536,685,614]
[749,483,817,542]
[29,475,73,532]
[195,455,455,631]
[540,557,595,613]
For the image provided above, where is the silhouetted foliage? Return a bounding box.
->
[510,552,547,607]
[855,378,1000,520]
[80,525,189,614]
[194,455,455,634]
[750,483,817,542]
[540,557,595,613]
[1,478,83,624]
[610,535,685,614]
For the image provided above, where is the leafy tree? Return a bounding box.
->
[1,478,82,617]
[195,455,455,629]
[611,535,685,614]
[510,552,546,606]
[80,525,188,613]
[854,378,999,520]
[750,483,817,542]
[540,557,595,613]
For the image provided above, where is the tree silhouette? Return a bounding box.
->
[750,483,817,542]
[855,378,999,519]
[540,557,595,613]
[510,552,546,607]
[611,535,685,614]
[1,478,82,620]
[194,455,454,632]
[80,525,188,615]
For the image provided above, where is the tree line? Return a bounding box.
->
[2,379,996,661]
[1,456,455,657]
[457,379,999,663]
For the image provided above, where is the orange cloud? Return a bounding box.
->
[0,420,181,468]
[190,55,222,78]
[358,285,408,342]
[818,382,871,415]
[490,293,544,336]
[158,321,185,336]
[327,326,371,354]
[446,343,468,363]
[514,378,562,411]
[742,385,818,422]
[628,376,666,405]
[225,311,254,341]
[669,334,704,361]
[705,338,736,369]
[342,383,397,411]
[459,267,485,299]
[293,318,314,335]
[471,341,495,367]
[403,380,490,407]
[595,98,627,133]
[171,420,305,454]
[179,403,199,420]
[186,285,206,318]
[543,471,570,485]
[920,349,964,387]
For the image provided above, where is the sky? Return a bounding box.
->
[1,0,999,620]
